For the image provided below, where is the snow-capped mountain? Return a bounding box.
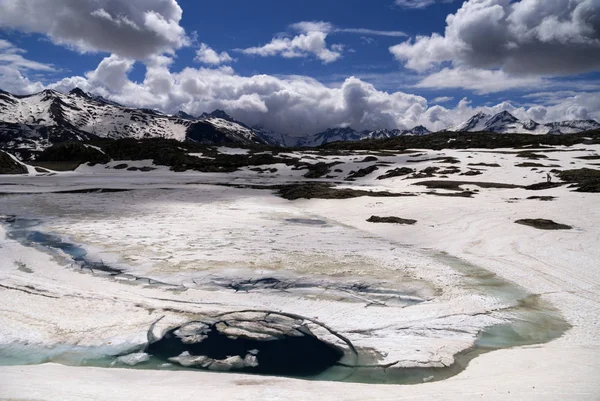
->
[295,125,431,147]
[0,88,268,156]
[449,111,600,134]
[3,88,598,156]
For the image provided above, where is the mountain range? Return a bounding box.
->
[1,88,599,157]
[0,88,269,157]
[448,110,600,134]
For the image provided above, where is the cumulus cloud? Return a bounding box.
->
[195,43,234,65]
[432,96,454,104]
[85,55,135,92]
[240,33,342,64]
[240,22,343,64]
[0,40,54,94]
[390,0,600,76]
[239,21,406,63]
[36,55,600,136]
[0,65,45,94]
[0,0,188,59]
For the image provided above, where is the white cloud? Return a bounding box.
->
[395,0,454,9]
[195,43,234,66]
[0,40,55,72]
[416,67,544,94]
[390,0,600,76]
[0,65,45,94]
[432,96,454,104]
[290,22,406,37]
[291,21,334,34]
[335,28,406,37]
[240,31,343,64]
[85,55,135,92]
[0,0,189,59]
[34,54,599,135]
[239,21,406,64]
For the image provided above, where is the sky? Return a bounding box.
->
[0,0,599,136]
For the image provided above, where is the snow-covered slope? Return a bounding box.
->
[0,89,268,156]
[449,111,600,134]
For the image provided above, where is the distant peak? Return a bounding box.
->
[326,126,356,133]
[69,87,90,98]
[208,109,232,120]
[176,110,196,120]
[38,88,60,97]
[522,119,540,130]
[409,125,430,135]
[486,110,518,126]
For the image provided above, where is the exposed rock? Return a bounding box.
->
[277,183,413,200]
[376,167,414,180]
[414,180,520,191]
[407,167,440,179]
[468,163,500,167]
[517,151,548,160]
[557,168,600,192]
[367,216,417,225]
[516,162,561,168]
[524,182,565,190]
[515,219,572,230]
[460,170,483,176]
[0,151,27,174]
[345,165,379,180]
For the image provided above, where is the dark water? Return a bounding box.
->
[7,224,122,275]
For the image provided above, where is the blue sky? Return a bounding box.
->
[0,0,599,135]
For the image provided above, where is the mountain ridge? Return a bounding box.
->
[0,88,269,158]
[1,88,599,156]
[449,110,600,134]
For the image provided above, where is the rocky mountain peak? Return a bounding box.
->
[69,88,90,98]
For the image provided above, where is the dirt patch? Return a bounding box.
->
[523,182,565,190]
[468,163,500,167]
[367,216,417,225]
[376,167,414,180]
[516,162,561,168]
[414,180,520,191]
[407,167,440,179]
[557,168,600,192]
[461,170,483,176]
[516,151,549,160]
[277,183,414,200]
[515,219,572,230]
[345,165,379,181]
[527,196,556,201]
[426,191,475,198]
[407,156,460,164]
